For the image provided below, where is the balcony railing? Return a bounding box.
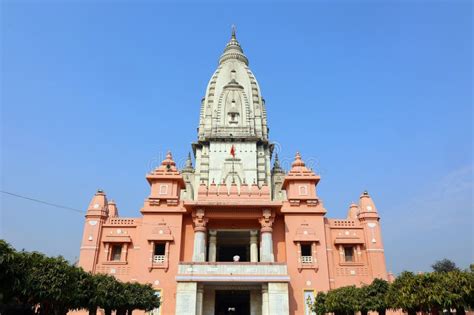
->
[301,256,313,264]
[153,255,165,264]
[176,262,289,282]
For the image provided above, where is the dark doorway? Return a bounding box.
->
[217,245,248,262]
[215,290,250,315]
[214,231,251,262]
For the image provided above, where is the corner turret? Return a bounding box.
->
[346,202,360,220]
[86,189,109,217]
[78,189,109,272]
[282,152,322,208]
[357,190,388,280]
[108,200,119,218]
[358,190,379,220]
[142,151,186,211]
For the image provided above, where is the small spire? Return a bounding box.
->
[186,152,193,167]
[274,153,281,167]
[220,25,248,65]
[347,202,360,219]
[272,153,285,175]
[182,152,194,173]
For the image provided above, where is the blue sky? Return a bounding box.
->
[1,1,472,274]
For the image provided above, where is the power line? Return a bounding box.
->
[1,190,85,214]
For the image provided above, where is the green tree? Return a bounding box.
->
[71,270,99,315]
[20,252,82,315]
[438,270,474,315]
[386,271,419,315]
[312,291,327,315]
[0,240,161,315]
[92,274,124,315]
[432,259,459,273]
[362,278,390,315]
[131,282,161,313]
[0,241,35,314]
[325,285,360,315]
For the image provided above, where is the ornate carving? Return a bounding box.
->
[192,208,208,232]
[259,209,274,233]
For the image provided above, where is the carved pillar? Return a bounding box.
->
[192,209,208,262]
[208,230,217,262]
[259,209,274,262]
[262,283,269,315]
[250,230,259,262]
[196,284,204,315]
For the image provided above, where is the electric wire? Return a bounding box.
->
[0,190,85,214]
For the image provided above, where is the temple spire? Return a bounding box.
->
[182,152,195,173]
[272,153,285,175]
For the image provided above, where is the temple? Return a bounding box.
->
[76,28,389,315]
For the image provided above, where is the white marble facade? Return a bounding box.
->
[175,282,289,315]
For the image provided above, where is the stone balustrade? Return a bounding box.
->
[176,262,289,282]
[300,256,313,264]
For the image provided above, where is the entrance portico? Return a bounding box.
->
[175,262,290,315]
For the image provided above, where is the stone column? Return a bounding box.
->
[208,230,217,262]
[250,230,259,262]
[259,209,274,262]
[262,284,269,315]
[251,288,263,315]
[196,284,204,315]
[268,283,289,315]
[192,209,208,262]
[202,287,215,315]
[260,233,274,262]
[176,282,198,315]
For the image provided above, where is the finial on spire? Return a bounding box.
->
[219,24,248,65]
[185,152,193,167]
[231,24,236,39]
[291,151,305,167]
[274,153,280,166]
[159,150,176,169]
[272,153,285,175]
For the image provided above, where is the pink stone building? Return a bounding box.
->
[76,29,389,315]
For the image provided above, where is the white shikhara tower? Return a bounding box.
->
[190,28,273,197]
